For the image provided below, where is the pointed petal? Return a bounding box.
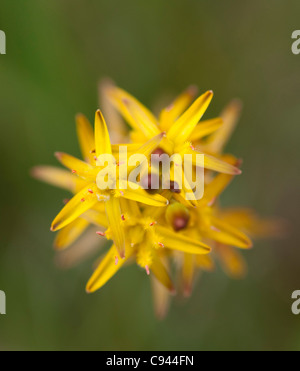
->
[151,275,171,320]
[167,91,213,145]
[105,197,126,258]
[121,185,169,207]
[54,218,90,250]
[55,226,105,269]
[31,166,86,193]
[135,132,165,157]
[156,226,211,254]
[190,118,223,142]
[150,252,175,293]
[83,209,108,228]
[86,244,134,293]
[121,97,161,139]
[75,113,95,164]
[204,99,243,154]
[217,244,247,279]
[51,183,98,231]
[205,216,253,249]
[195,254,215,271]
[107,86,158,132]
[182,253,196,297]
[94,110,112,157]
[201,153,241,174]
[55,152,98,180]
[98,79,128,143]
[159,85,198,131]
[198,156,240,206]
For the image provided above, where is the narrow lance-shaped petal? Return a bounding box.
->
[149,251,175,293]
[190,117,223,142]
[167,90,213,146]
[107,85,158,131]
[54,217,90,250]
[121,97,161,140]
[204,99,242,154]
[51,183,98,231]
[217,244,247,279]
[159,85,198,131]
[120,184,169,207]
[55,152,99,180]
[205,216,253,249]
[105,196,126,258]
[76,113,95,164]
[156,225,211,254]
[86,244,134,293]
[94,110,112,157]
[31,166,86,193]
[185,149,241,175]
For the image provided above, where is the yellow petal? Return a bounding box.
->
[167,90,213,145]
[217,244,247,279]
[135,132,165,157]
[86,244,134,293]
[150,252,175,293]
[156,226,211,254]
[54,218,90,250]
[105,196,126,258]
[198,156,240,206]
[83,209,108,228]
[107,86,158,133]
[187,151,241,175]
[31,166,86,193]
[151,275,171,320]
[55,226,105,269]
[98,79,128,143]
[76,113,95,164]
[51,183,98,231]
[94,110,112,157]
[121,97,161,139]
[195,254,215,271]
[190,118,223,142]
[182,253,196,297]
[121,185,169,207]
[159,85,198,131]
[204,99,243,154]
[55,152,98,180]
[205,216,253,249]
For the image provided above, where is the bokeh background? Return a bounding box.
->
[0,0,299,350]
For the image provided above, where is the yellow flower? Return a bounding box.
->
[105,83,242,206]
[86,199,211,293]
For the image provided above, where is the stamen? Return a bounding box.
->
[115,256,119,265]
[71,169,77,174]
[90,149,96,154]
[158,242,165,248]
[121,214,125,221]
[149,221,157,227]
[88,189,94,194]
[80,198,85,202]
[93,156,97,161]
[190,144,195,151]
[96,231,105,237]
[145,265,150,275]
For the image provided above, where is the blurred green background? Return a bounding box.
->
[0,0,299,350]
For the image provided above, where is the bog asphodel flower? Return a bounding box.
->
[32,80,281,318]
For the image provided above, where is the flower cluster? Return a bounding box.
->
[32,81,280,318]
